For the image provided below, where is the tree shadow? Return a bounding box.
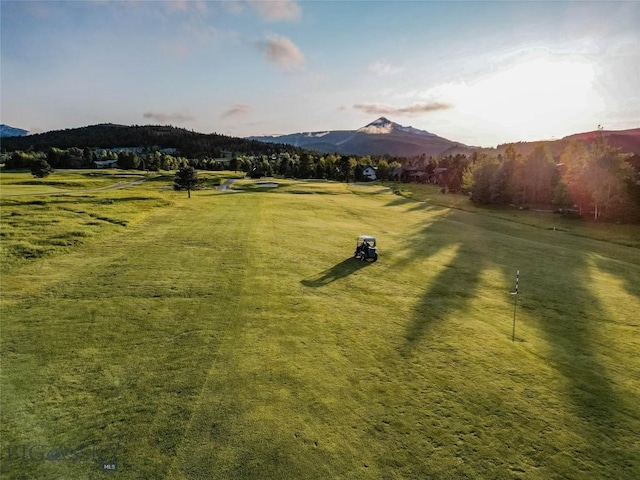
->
[406,202,438,213]
[399,217,488,355]
[593,255,640,301]
[385,196,416,208]
[396,202,637,474]
[300,257,370,287]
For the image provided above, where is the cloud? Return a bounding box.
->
[368,61,402,76]
[222,1,245,14]
[164,0,208,13]
[221,104,253,118]
[143,111,196,123]
[248,0,301,22]
[161,42,190,59]
[182,23,241,45]
[352,102,452,116]
[255,34,304,72]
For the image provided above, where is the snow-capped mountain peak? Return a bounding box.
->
[397,124,436,137]
[357,117,397,134]
[356,117,436,136]
[248,117,466,157]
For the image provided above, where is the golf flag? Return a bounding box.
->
[511,269,519,341]
[510,270,519,295]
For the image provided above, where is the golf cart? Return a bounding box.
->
[354,235,378,262]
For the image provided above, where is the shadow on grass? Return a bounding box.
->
[594,256,640,301]
[406,202,439,213]
[300,257,369,287]
[385,196,416,208]
[397,200,637,475]
[401,240,484,353]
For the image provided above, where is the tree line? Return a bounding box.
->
[461,133,640,221]
[3,147,402,183]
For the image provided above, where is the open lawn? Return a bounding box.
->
[1,172,639,479]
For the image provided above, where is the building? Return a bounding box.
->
[93,159,119,168]
[362,166,377,181]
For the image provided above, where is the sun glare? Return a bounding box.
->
[457,56,602,140]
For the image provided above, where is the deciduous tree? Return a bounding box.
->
[31,159,52,178]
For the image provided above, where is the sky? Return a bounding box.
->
[1,0,639,147]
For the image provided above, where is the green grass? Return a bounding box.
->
[390,182,640,248]
[1,174,639,479]
[0,192,172,266]
[0,170,144,194]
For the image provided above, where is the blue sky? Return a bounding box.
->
[1,0,639,146]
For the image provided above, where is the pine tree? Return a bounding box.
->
[173,166,199,198]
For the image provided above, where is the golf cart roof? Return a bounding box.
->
[357,235,376,242]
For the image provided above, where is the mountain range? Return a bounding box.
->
[0,124,29,138]
[2,120,638,159]
[250,118,640,158]
[248,117,474,158]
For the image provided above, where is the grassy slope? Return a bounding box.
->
[392,182,640,248]
[1,178,639,479]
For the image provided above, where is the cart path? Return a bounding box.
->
[217,178,235,191]
[1,177,155,197]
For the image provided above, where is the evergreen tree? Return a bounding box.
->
[376,159,390,180]
[173,166,199,198]
[338,156,356,182]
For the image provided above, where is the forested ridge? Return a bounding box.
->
[0,124,306,158]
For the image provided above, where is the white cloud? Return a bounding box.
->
[255,34,304,72]
[248,0,301,22]
[182,23,241,45]
[160,42,190,59]
[368,60,402,76]
[164,0,208,14]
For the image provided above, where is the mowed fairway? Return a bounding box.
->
[1,178,639,479]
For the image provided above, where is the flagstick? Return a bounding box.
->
[510,269,519,342]
[512,294,517,342]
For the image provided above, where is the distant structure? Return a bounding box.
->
[362,165,377,181]
[94,159,119,168]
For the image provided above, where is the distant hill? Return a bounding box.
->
[0,123,305,158]
[0,124,29,138]
[562,128,640,155]
[485,128,640,159]
[249,117,474,157]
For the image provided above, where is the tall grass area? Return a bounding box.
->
[0,169,145,194]
[0,172,170,266]
[1,175,639,479]
[0,170,243,266]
